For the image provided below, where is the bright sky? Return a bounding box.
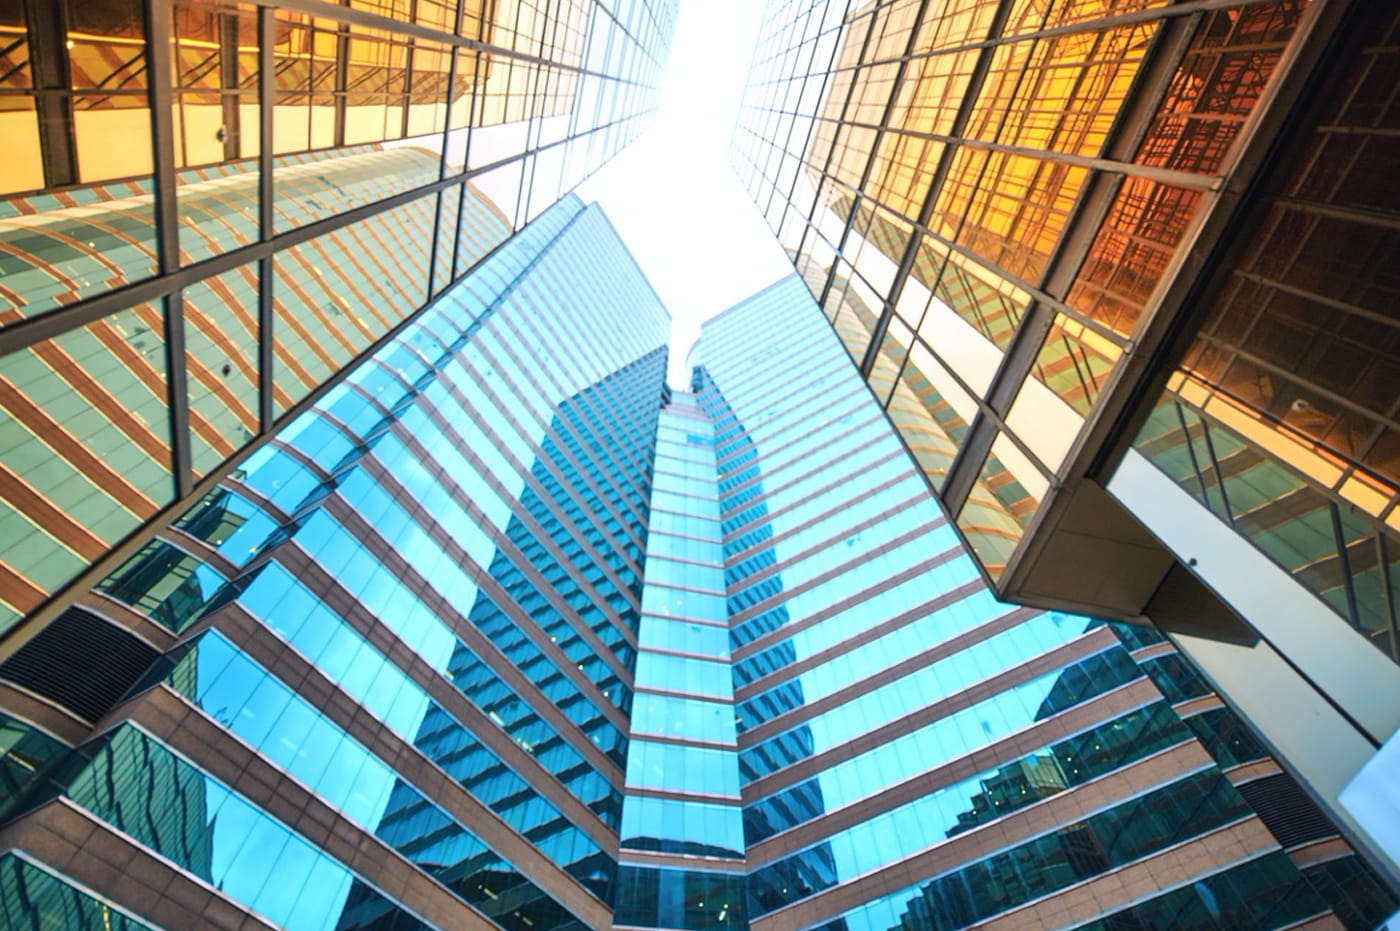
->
[576,0,793,387]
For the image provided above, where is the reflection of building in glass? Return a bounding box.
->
[0,0,676,641]
[735,0,1400,888]
[0,190,1393,931]
[681,280,1389,931]
[0,193,676,928]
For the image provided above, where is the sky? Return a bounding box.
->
[576,0,793,388]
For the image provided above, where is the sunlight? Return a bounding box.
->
[578,0,793,388]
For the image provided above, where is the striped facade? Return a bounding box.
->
[674,277,1393,931]
[0,194,673,930]
[731,0,1400,887]
[0,0,679,643]
[0,216,1394,928]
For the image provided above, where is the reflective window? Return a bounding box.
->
[0,713,68,823]
[620,796,744,858]
[96,539,224,632]
[748,702,1191,914]
[155,630,605,921]
[0,853,157,931]
[174,487,278,567]
[816,771,1251,931]
[631,694,737,746]
[743,647,1144,839]
[65,725,425,931]
[613,867,746,931]
[626,741,741,798]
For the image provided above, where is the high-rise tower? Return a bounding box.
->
[0,192,673,930]
[0,195,1394,928]
[732,0,1400,884]
[0,0,679,640]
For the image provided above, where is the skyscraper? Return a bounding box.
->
[2,195,1393,927]
[1,0,1397,927]
[732,0,1400,887]
[0,191,673,929]
[0,0,679,637]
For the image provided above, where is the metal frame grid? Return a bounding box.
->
[731,0,1377,597]
[0,0,678,647]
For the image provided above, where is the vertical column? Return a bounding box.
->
[617,397,746,930]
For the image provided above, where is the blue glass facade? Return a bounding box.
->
[0,184,1394,931]
[610,277,1391,931]
[0,194,670,931]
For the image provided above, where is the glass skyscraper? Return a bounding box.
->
[732,0,1400,893]
[0,0,679,637]
[2,197,1392,927]
[0,0,1397,927]
[0,192,672,929]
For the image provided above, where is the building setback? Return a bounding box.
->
[732,0,1400,889]
[635,276,1393,930]
[0,0,1397,927]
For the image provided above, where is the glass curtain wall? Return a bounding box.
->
[688,277,1391,931]
[729,0,1391,611]
[0,195,673,931]
[0,0,679,637]
[617,395,747,930]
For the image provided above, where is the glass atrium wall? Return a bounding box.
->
[0,0,679,638]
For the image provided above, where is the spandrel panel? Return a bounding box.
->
[956,433,1046,579]
[0,303,172,622]
[183,261,261,477]
[0,184,159,320]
